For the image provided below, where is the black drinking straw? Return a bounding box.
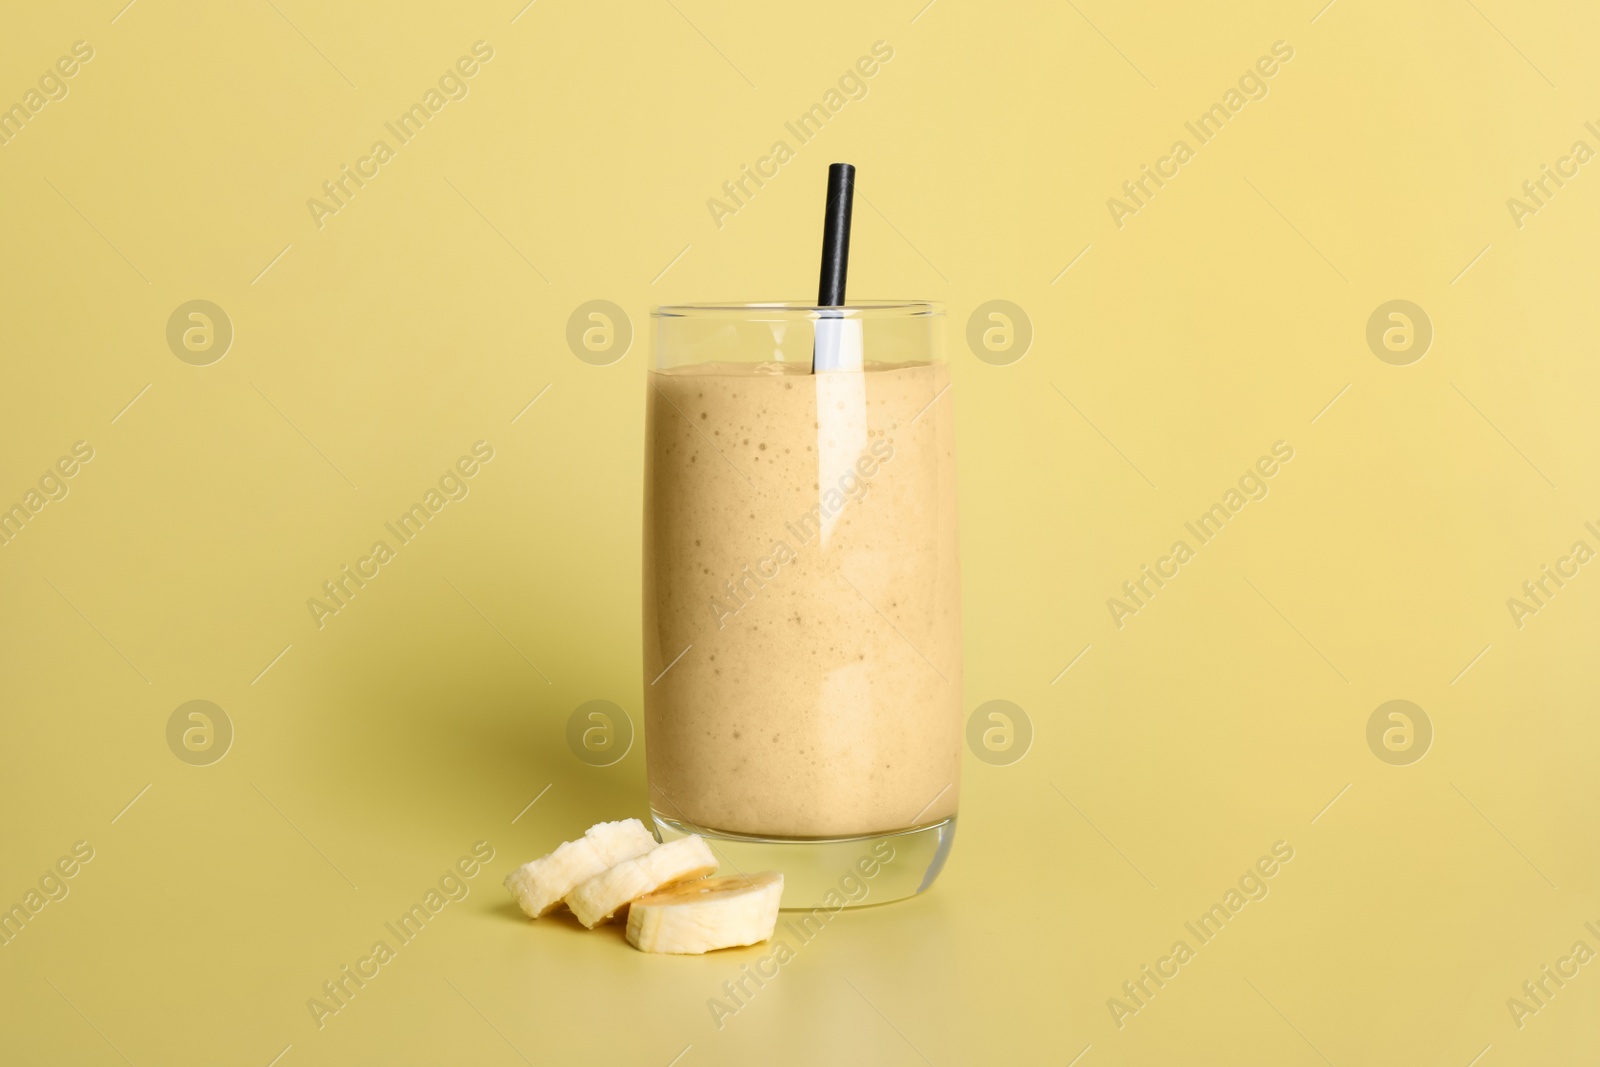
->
[812,163,856,372]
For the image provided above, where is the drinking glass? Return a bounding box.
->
[642,301,960,907]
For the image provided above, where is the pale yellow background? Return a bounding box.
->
[1,1,1597,1064]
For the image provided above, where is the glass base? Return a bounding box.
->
[652,812,956,909]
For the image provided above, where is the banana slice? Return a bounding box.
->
[503,819,659,919]
[626,872,784,954]
[566,835,718,929]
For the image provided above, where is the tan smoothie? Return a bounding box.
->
[643,359,960,839]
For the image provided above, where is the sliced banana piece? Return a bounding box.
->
[503,819,659,919]
[626,872,784,954]
[566,835,718,929]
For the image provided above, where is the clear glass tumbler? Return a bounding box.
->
[642,302,960,908]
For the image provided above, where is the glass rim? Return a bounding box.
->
[651,300,942,318]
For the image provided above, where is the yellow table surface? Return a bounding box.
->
[2,2,1597,1064]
